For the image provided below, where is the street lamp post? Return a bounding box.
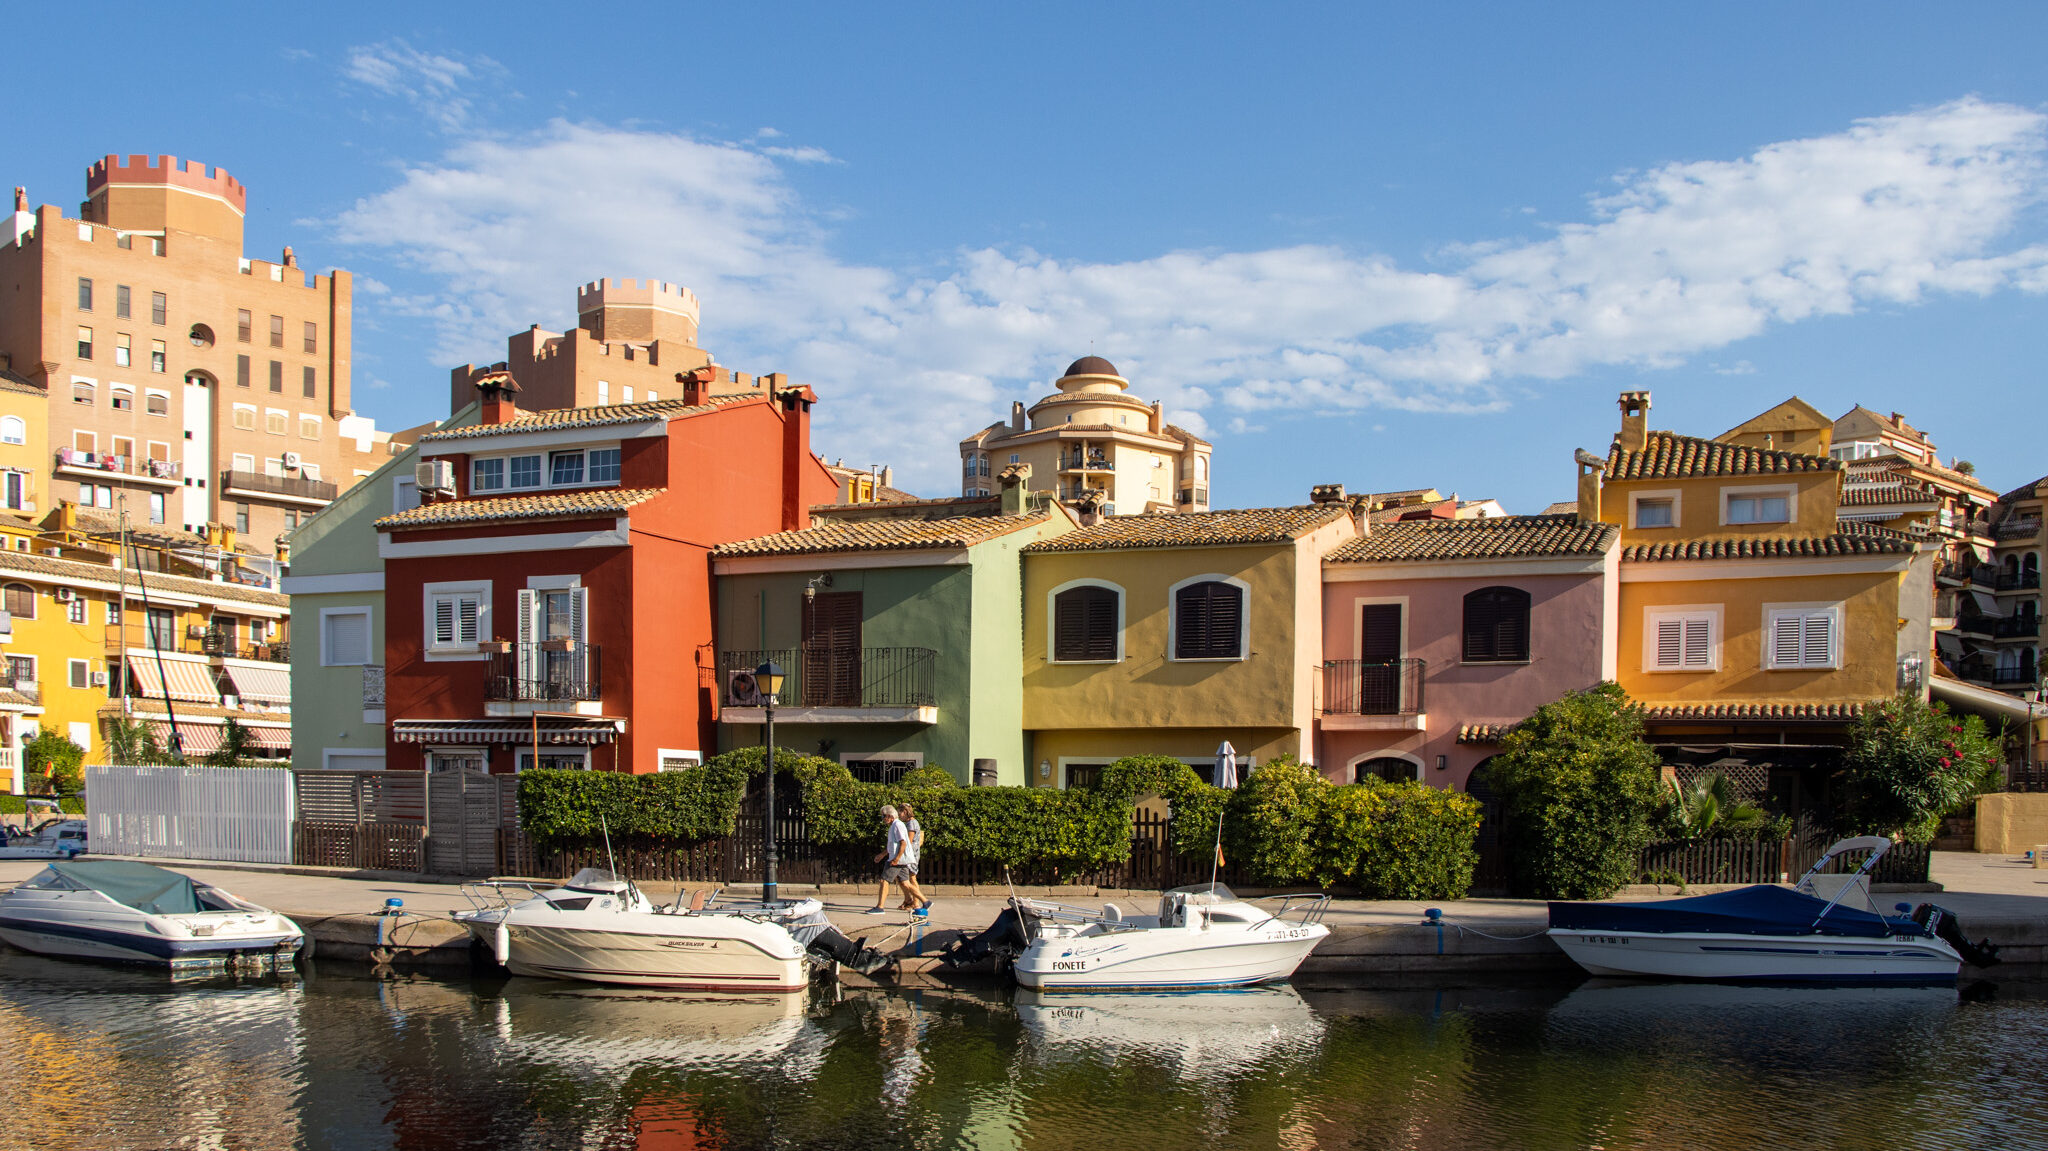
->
[755,661,786,906]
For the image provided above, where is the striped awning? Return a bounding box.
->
[222,662,291,705]
[242,725,292,751]
[147,720,223,756]
[125,653,220,704]
[392,719,621,745]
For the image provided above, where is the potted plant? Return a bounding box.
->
[483,638,514,654]
[539,637,574,653]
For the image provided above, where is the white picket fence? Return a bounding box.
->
[84,765,295,865]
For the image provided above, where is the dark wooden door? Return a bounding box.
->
[1357,603,1403,714]
[801,592,862,707]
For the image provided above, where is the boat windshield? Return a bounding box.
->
[1168,882,1237,904]
[563,868,630,894]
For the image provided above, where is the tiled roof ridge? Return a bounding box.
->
[418,393,762,442]
[0,547,287,606]
[713,510,1050,557]
[375,488,665,530]
[1620,525,1915,562]
[1639,701,1868,721]
[1328,513,1618,564]
[1607,429,1840,481]
[1022,504,1347,553]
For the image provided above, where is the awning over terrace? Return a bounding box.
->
[391,718,623,745]
[124,652,220,704]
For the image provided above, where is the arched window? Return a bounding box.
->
[1173,578,1245,660]
[2,583,33,619]
[1463,586,1531,662]
[1355,756,1418,784]
[0,417,22,446]
[1052,584,1120,662]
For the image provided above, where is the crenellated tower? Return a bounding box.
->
[83,154,247,248]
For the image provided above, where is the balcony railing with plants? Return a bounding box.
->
[219,469,338,502]
[199,629,290,661]
[1322,658,1426,717]
[55,448,181,482]
[719,646,938,709]
[486,642,602,702]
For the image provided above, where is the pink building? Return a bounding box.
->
[1317,514,1619,791]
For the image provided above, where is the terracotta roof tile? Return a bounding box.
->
[1840,482,1936,507]
[416,394,759,442]
[1639,701,1868,722]
[1607,431,1839,481]
[1540,501,1581,516]
[0,549,286,607]
[1456,723,1520,744]
[0,368,45,397]
[1621,523,1916,563]
[1328,514,1617,564]
[714,511,1051,557]
[1022,505,1346,553]
[376,488,663,530]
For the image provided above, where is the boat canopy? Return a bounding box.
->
[37,860,204,915]
[1549,884,1920,940]
[1168,882,1238,904]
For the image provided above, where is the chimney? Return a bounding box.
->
[1310,483,1347,505]
[1574,448,1607,525]
[880,465,893,490]
[777,382,817,531]
[11,188,23,212]
[1150,399,1164,433]
[999,462,1034,515]
[1010,401,1026,430]
[475,370,521,425]
[1617,391,1651,453]
[677,364,718,405]
[281,246,297,268]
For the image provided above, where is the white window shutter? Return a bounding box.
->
[1770,615,1804,668]
[433,598,454,646]
[570,587,587,644]
[1682,618,1711,667]
[516,589,536,684]
[1803,613,1833,667]
[1655,619,1682,668]
[457,598,479,645]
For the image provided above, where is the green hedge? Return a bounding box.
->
[0,795,84,815]
[1228,757,1481,898]
[517,753,755,848]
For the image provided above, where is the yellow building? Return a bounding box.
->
[0,524,290,782]
[1018,504,1356,785]
[0,368,47,516]
[960,356,1212,515]
[1577,391,1935,812]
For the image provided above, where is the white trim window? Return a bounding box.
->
[1723,485,1795,526]
[1763,603,1840,670]
[1630,489,1680,529]
[1645,606,1719,672]
[320,606,373,667]
[471,444,622,493]
[424,582,489,656]
[1169,573,1251,661]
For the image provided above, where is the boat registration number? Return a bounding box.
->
[1580,935,1631,945]
[1049,960,1089,971]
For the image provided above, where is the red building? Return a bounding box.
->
[375,375,837,773]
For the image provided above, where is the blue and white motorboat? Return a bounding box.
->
[0,860,303,968]
[0,808,87,860]
[1547,836,1998,985]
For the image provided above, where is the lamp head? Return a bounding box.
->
[755,661,786,699]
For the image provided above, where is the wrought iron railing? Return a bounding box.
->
[719,646,938,709]
[1992,667,2038,686]
[1996,570,2042,591]
[485,642,602,702]
[55,448,181,481]
[1322,658,1426,716]
[199,629,291,662]
[1996,616,2041,639]
[1937,562,1999,587]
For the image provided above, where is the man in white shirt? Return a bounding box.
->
[869,805,911,913]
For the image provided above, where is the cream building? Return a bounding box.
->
[958,356,1211,516]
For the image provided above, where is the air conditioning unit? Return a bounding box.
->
[415,459,456,495]
[282,451,303,469]
[186,623,206,639]
[726,668,764,707]
[89,671,107,687]
[51,588,74,603]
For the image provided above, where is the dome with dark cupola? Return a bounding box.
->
[1062,355,1120,378]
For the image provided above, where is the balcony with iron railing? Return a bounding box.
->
[200,629,290,662]
[1995,615,2041,641]
[1937,561,1998,588]
[718,645,939,723]
[0,662,40,703]
[485,642,602,705]
[1993,666,2039,686]
[55,448,181,486]
[1996,570,2042,592]
[1320,659,1426,730]
[219,469,338,504]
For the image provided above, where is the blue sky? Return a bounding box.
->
[14,5,2048,506]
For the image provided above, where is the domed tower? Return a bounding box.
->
[956,355,1213,515]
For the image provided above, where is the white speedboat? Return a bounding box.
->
[969,882,1331,992]
[1547,836,1999,986]
[454,869,890,992]
[0,815,87,860]
[0,860,303,968]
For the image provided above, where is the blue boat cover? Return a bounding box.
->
[46,860,203,916]
[1548,884,1923,940]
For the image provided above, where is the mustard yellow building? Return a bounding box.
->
[0,368,48,517]
[1576,391,1935,811]
[1018,504,1357,785]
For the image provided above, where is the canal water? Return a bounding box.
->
[2,952,2045,1151]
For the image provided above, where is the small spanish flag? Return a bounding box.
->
[1216,843,1227,867]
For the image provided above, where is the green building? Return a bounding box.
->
[710,484,1074,784]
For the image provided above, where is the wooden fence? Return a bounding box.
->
[1636,822,1931,887]
[84,764,294,865]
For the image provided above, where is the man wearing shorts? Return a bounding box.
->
[869,805,911,913]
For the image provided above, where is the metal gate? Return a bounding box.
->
[426,772,517,876]
[85,764,294,864]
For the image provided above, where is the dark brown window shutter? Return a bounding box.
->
[1175,580,1243,659]
[1463,586,1531,662]
[1055,586,1119,661]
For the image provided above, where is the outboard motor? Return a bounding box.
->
[940,907,1028,969]
[1913,903,2002,968]
[804,925,894,976]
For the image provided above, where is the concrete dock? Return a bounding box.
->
[4,852,2042,980]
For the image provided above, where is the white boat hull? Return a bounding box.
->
[1014,924,1327,991]
[456,899,816,993]
[0,913,301,968]
[1547,928,1961,985]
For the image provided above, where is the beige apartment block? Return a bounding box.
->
[959,356,1212,516]
[446,279,797,415]
[0,155,392,560]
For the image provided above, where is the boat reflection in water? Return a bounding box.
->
[1013,983,1325,1076]
[486,983,830,1076]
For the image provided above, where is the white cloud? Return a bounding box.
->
[761,145,840,165]
[342,40,506,133]
[331,99,2048,493]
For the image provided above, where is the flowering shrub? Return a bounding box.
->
[1835,694,2002,843]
